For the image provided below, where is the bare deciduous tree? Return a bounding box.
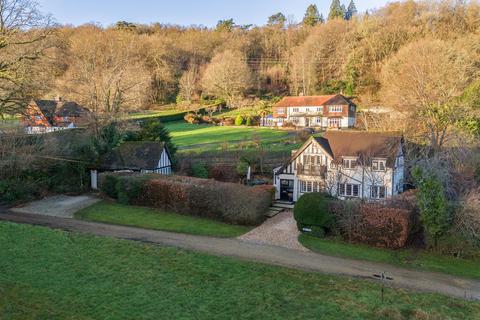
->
[0,0,56,114]
[201,50,252,108]
[381,38,476,152]
[57,27,149,113]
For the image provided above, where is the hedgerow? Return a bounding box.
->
[99,173,269,226]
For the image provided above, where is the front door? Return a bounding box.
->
[280,179,294,202]
[305,117,310,127]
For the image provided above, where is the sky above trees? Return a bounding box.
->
[37,0,390,27]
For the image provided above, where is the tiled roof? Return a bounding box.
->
[316,131,402,166]
[274,95,338,108]
[101,141,166,171]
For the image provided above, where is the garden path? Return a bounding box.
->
[11,195,100,218]
[238,210,308,252]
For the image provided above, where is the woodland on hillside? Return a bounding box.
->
[1,0,480,141]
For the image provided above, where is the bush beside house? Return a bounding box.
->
[294,193,414,249]
[293,193,335,237]
[99,173,269,226]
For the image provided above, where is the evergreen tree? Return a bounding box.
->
[341,4,347,19]
[302,4,321,26]
[267,12,287,27]
[124,120,177,158]
[216,19,235,32]
[328,0,346,20]
[345,0,358,20]
[412,167,450,247]
[319,13,325,24]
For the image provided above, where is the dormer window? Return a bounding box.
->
[372,159,386,171]
[342,158,357,169]
[277,108,285,114]
[317,107,323,112]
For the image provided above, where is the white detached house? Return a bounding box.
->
[273,132,404,202]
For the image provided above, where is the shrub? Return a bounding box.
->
[294,193,334,234]
[208,164,238,182]
[245,117,252,126]
[412,167,451,247]
[330,200,413,249]
[101,175,120,199]
[106,173,269,226]
[353,204,411,249]
[115,175,149,205]
[191,163,209,179]
[234,115,244,126]
[454,189,480,249]
[222,118,235,126]
[184,113,199,124]
[253,185,275,205]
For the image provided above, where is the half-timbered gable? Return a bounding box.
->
[273,132,404,202]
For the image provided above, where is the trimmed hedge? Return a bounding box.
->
[99,173,269,226]
[330,201,412,249]
[293,193,335,235]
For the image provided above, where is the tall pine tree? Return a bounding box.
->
[328,0,346,20]
[345,0,358,20]
[302,4,321,26]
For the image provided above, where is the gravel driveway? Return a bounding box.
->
[238,210,308,251]
[11,195,100,218]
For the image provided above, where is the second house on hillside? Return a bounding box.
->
[273,131,404,202]
[265,94,356,129]
[91,141,173,189]
[22,97,91,134]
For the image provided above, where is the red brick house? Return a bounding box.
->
[264,94,356,129]
[22,98,91,134]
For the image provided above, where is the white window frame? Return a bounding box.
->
[329,105,343,112]
[300,180,320,193]
[292,107,300,113]
[316,107,323,112]
[372,159,386,172]
[277,108,285,114]
[342,158,357,170]
[338,183,360,197]
[371,185,386,199]
[315,117,322,124]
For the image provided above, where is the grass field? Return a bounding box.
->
[1,222,478,319]
[299,234,480,280]
[165,121,295,152]
[75,201,251,238]
[129,109,185,119]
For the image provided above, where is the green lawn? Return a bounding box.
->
[299,234,480,280]
[1,222,478,319]
[165,121,293,150]
[75,201,251,238]
[129,109,184,119]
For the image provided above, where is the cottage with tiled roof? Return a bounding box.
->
[266,94,356,129]
[90,141,173,190]
[100,141,172,174]
[273,131,404,202]
[22,97,91,134]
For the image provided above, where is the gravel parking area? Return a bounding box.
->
[238,210,308,251]
[11,195,100,218]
